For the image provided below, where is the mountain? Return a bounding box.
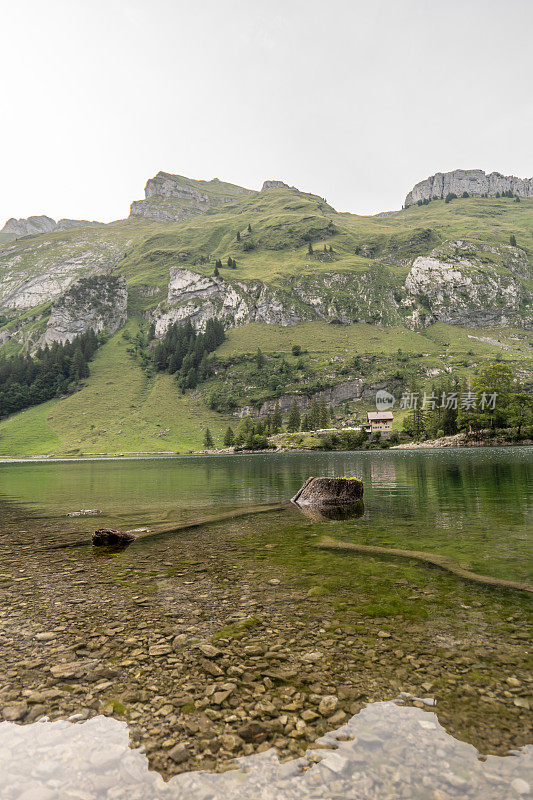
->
[1,216,104,239]
[404,169,533,207]
[0,170,531,456]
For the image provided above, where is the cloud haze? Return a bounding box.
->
[1,0,532,223]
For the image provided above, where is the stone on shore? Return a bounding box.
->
[291,476,364,507]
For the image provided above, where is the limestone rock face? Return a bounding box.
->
[1,216,103,236]
[405,241,532,327]
[43,275,128,344]
[152,268,302,336]
[0,234,121,312]
[405,169,533,206]
[261,180,291,191]
[236,379,364,419]
[291,476,364,507]
[129,172,254,222]
[1,216,56,236]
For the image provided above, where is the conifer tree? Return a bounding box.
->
[248,223,252,233]
[307,242,314,255]
[309,398,320,430]
[223,426,235,447]
[272,402,282,433]
[510,234,517,247]
[287,400,301,432]
[319,398,330,428]
[214,266,219,277]
[203,428,214,449]
[236,231,241,242]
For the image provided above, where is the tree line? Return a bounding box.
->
[153,318,225,391]
[402,365,533,440]
[0,329,99,419]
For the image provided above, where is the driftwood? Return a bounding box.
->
[316,536,533,593]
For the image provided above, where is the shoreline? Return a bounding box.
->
[0,438,531,463]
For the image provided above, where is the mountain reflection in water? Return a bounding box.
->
[0,701,530,800]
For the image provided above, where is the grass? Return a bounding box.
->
[1,317,531,457]
[0,319,235,457]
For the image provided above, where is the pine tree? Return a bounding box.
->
[227,256,233,268]
[203,428,214,449]
[223,426,235,447]
[236,231,241,242]
[307,242,314,255]
[214,266,219,277]
[255,348,266,369]
[309,398,320,430]
[319,398,330,428]
[510,234,517,247]
[272,402,282,433]
[287,400,301,432]
[247,223,252,233]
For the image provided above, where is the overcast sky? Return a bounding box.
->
[1,0,532,224]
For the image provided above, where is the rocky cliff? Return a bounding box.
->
[405,240,531,327]
[43,275,128,345]
[405,169,533,206]
[129,172,255,222]
[1,216,103,237]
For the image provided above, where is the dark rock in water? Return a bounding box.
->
[291,476,364,507]
[68,509,102,517]
[92,528,137,546]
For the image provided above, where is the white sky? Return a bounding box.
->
[1,0,532,224]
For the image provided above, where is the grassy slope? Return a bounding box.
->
[2,320,530,457]
[0,321,234,457]
[0,189,532,457]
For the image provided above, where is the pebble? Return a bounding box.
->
[511,779,531,795]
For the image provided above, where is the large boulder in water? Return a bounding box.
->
[291,476,364,507]
[92,528,137,546]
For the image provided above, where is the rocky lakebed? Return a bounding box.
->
[0,497,531,798]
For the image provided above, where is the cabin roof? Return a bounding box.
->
[367,411,394,421]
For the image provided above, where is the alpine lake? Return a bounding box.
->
[0,447,531,799]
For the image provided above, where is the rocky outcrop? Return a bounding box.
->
[405,241,532,327]
[1,216,103,237]
[152,268,304,336]
[405,169,533,206]
[0,234,122,311]
[291,476,364,506]
[43,275,127,344]
[2,216,56,236]
[130,172,254,222]
[261,180,292,191]
[237,379,364,419]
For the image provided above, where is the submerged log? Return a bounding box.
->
[92,528,137,546]
[291,476,364,507]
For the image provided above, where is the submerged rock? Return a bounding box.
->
[291,476,364,507]
[92,528,137,546]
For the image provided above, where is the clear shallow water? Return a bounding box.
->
[1,702,531,800]
[0,448,531,797]
[1,447,531,581]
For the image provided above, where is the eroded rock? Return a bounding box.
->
[291,477,364,507]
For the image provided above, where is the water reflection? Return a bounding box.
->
[0,701,530,799]
[295,501,365,522]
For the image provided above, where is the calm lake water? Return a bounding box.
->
[0,447,531,798]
